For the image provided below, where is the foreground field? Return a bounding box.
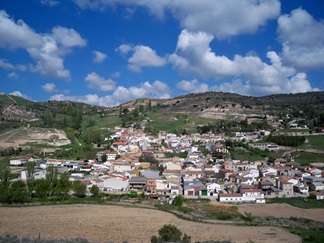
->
[0,205,301,243]
[237,203,324,222]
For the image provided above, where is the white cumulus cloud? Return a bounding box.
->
[50,80,171,107]
[73,0,280,38]
[277,8,324,71]
[176,79,209,93]
[116,44,166,72]
[170,29,316,96]
[42,83,58,93]
[51,26,87,48]
[92,50,107,63]
[85,72,116,91]
[171,0,280,38]
[0,10,86,80]
[10,91,32,100]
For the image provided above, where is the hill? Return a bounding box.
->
[1,91,324,124]
[153,91,324,120]
[0,91,323,153]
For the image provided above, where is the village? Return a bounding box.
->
[9,124,324,204]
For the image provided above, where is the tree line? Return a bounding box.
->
[0,163,99,204]
[266,135,305,147]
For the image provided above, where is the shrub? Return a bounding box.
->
[151,224,191,243]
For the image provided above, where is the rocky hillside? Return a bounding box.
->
[120,91,324,120]
[1,91,324,127]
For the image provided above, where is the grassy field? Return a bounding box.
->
[86,115,122,130]
[0,158,9,170]
[304,135,324,151]
[231,149,265,161]
[267,197,324,209]
[292,151,324,166]
[148,112,217,133]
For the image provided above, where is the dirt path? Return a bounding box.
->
[0,129,19,141]
[237,203,324,222]
[0,205,300,243]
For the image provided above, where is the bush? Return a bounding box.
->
[151,224,191,243]
[173,195,184,206]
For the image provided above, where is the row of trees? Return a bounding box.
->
[266,135,305,147]
[196,119,271,135]
[0,147,22,157]
[0,164,99,204]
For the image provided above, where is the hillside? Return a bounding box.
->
[1,91,324,122]
[0,91,323,151]
[155,91,324,119]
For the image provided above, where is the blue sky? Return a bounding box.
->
[1,0,324,107]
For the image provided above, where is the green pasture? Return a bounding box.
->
[293,151,324,166]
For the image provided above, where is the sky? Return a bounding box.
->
[0,0,324,107]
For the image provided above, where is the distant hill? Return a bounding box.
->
[120,91,324,120]
[1,91,324,128]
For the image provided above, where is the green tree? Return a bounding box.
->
[34,179,49,199]
[73,181,87,197]
[147,100,152,111]
[65,127,76,144]
[90,185,100,197]
[101,153,107,162]
[173,195,184,207]
[9,180,29,203]
[0,168,11,203]
[83,128,102,144]
[151,224,191,243]
[46,165,58,197]
[26,161,35,198]
[56,172,71,199]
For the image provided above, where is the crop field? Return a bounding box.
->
[0,205,301,243]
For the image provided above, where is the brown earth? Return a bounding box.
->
[0,204,301,243]
[0,127,70,149]
[237,203,324,222]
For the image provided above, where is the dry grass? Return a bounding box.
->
[0,205,301,243]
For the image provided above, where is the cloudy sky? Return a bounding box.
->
[1,0,324,107]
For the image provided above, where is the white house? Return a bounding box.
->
[10,159,26,166]
[206,182,222,196]
[46,159,63,167]
[311,191,324,200]
[105,151,117,161]
[113,163,132,173]
[100,175,129,191]
[20,170,46,181]
[241,188,264,202]
[218,193,242,202]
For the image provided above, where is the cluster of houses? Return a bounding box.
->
[9,127,324,202]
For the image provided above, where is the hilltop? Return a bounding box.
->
[1,91,324,124]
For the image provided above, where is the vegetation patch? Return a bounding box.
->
[303,135,324,150]
[292,151,324,166]
[267,197,324,209]
[288,227,324,243]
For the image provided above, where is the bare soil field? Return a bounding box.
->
[0,205,301,243]
[0,127,70,149]
[237,203,324,222]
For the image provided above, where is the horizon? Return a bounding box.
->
[1,0,324,107]
[2,89,323,109]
